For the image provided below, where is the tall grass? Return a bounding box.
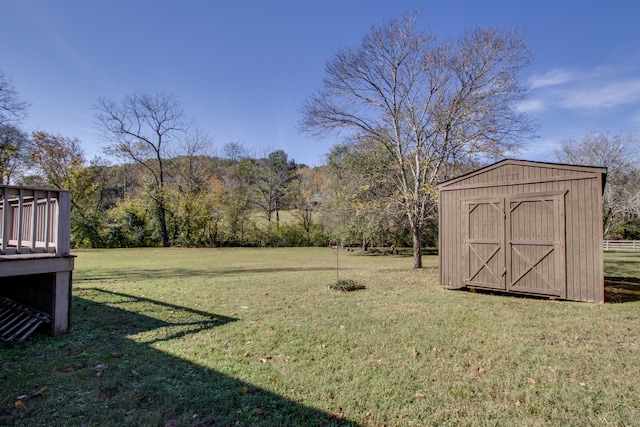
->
[0,248,638,426]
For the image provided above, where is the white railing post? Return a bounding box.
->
[56,190,71,256]
[1,187,7,254]
[30,191,38,251]
[44,192,52,251]
[16,189,24,254]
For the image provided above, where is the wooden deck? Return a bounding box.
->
[0,185,74,338]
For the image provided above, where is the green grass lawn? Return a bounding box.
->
[1,248,639,426]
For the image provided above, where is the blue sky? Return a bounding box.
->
[2,0,639,167]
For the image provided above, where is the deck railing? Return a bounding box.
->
[0,185,71,257]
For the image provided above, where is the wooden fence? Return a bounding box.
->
[0,185,71,256]
[603,240,640,252]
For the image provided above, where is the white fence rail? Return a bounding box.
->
[0,185,71,256]
[603,240,640,252]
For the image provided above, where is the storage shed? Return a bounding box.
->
[437,159,607,303]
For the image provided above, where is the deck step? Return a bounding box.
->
[0,296,51,346]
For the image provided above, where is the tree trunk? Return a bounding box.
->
[158,202,170,247]
[412,224,422,269]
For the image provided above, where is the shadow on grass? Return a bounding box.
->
[74,266,339,283]
[349,247,438,257]
[605,277,640,303]
[449,281,640,304]
[84,288,239,345]
[0,289,356,426]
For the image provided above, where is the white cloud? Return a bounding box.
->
[528,68,576,89]
[520,138,561,162]
[527,57,640,115]
[515,98,546,113]
[561,78,640,110]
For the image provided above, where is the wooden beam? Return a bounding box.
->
[51,271,72,335]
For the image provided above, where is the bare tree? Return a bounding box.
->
[94,90,187,247]
[554,132,640,237]
[300,12,535,268]
[0,70,31,184]
[0,69,29,127]
[223,141,251,162]
[255,150,297,223]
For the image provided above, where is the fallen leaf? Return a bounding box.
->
[243,351,250,357]
[259,355,272,364]
[330,413,343,420]
[14,400,25,410]
[477,367,486,374]
[111,353,123,358]
[131,370,140,377]
[31,386,48,398]
[57,366,74,373]
[126,409,136,415]
[164,420,177,427]
[580,382,586,387]
[415,393,426,398]
[92,364,108,372]
[252,408,265,415]
[515,400,522,407]
[527,378,536,385]
[412,348,420,358]
[242,386,250,394]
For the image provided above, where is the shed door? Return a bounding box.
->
[506,194,566,298]
[462,199,506,290]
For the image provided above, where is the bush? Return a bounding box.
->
[328,279,366,292]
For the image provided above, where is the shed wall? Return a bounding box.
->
[439,161,604,302]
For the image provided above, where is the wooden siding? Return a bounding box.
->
[438,159,606,303]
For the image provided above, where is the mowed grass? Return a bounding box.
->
[1,248,639,426]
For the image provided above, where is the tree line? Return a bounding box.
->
[0,125,433,250]
[2,11,639,261]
